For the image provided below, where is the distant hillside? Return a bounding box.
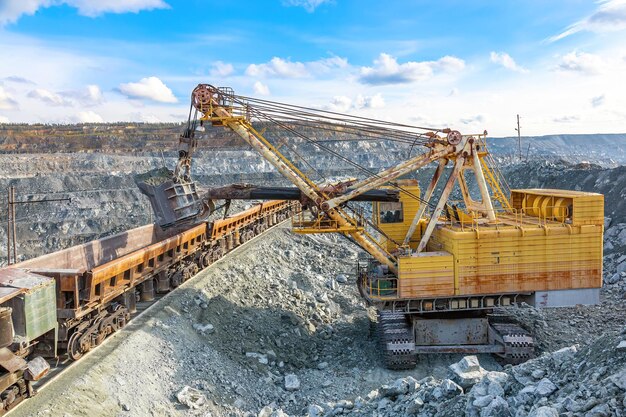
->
[1,123,624,166]
[486,134,626,166]
[0,123,245,153]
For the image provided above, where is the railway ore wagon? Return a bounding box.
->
[0,199,297,413]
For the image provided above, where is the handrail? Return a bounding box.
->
[450,204,571,232]
[356,263,399,300]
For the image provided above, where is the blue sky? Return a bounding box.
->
[0,0,625,135]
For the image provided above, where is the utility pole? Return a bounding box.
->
[515,114,522,161]
[7,186,14,265]
[5,186,71,265]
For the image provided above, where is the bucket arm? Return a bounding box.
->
[192,85,405,274]
[183,84,499,274]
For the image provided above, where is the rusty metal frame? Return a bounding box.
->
[402,159,448,247]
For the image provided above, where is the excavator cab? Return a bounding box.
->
[372,179,422,252]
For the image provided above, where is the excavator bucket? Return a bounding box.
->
[135,167,208,228]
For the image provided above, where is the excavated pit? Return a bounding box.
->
[0,129,625,417]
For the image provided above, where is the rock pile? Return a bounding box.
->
[287,327,626,417]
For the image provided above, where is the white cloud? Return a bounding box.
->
[553,115,581,123]
[327,96,353,112]
[327,93,385,112]
[246,56,347,79]
[358,53,465,85]
[63,0,170,17]
[119,76,177,103]
[28,88,73,106]
[73,110,104,123]
[209,61,234,77]
[0,86,19,110]
[0,0,170,25]
[0,115,10,123]
[253,81,270,96]
[128,112,163,123]
[354,93,385,109]
[3,76,35,84]
[549,0,626,42]
[591,95,605,107]
[247,58,307,78]
[26,85,103,107]
[490,51,528,73]
[306,56,348,73]
[0,0,53,25]
[282,0,331,12]
[60,84,104,106]
[28,85,104,107]
[555,51,604,75]
[460,114,487,125]
[82,84,104,105]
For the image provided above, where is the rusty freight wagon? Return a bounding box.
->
[0,199,298,413]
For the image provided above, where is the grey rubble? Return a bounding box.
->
[274,333,626,417]
[1,141,625,417]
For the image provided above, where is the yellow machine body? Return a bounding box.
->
[369,187,604,301]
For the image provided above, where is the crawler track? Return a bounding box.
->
[491,322,535,364]
[377,311,417,370]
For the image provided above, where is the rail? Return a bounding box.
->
[356,260,399,300]
[292,211,364,233]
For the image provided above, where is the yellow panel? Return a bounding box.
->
[398,251,454,298]
[428,221,603,296]
[372,186,604,302]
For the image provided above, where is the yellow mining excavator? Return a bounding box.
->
[140,84,604,369]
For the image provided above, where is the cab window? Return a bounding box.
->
[379,202,403,223]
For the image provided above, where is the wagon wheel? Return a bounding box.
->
[91,316,106,346]
[100,315,116,337]
[68,332,84,361]
[201,253,211,268]
[114,304,130,328]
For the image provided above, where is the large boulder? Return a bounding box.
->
[536,378,557,397]
[549,345,578,366]
[480,396,510,417]
[449,355,488,389]
[176,386,207,409]
[284,374,301,391]
[465,372,511,417]
[380,376,419,398]
[608,367,626,390]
